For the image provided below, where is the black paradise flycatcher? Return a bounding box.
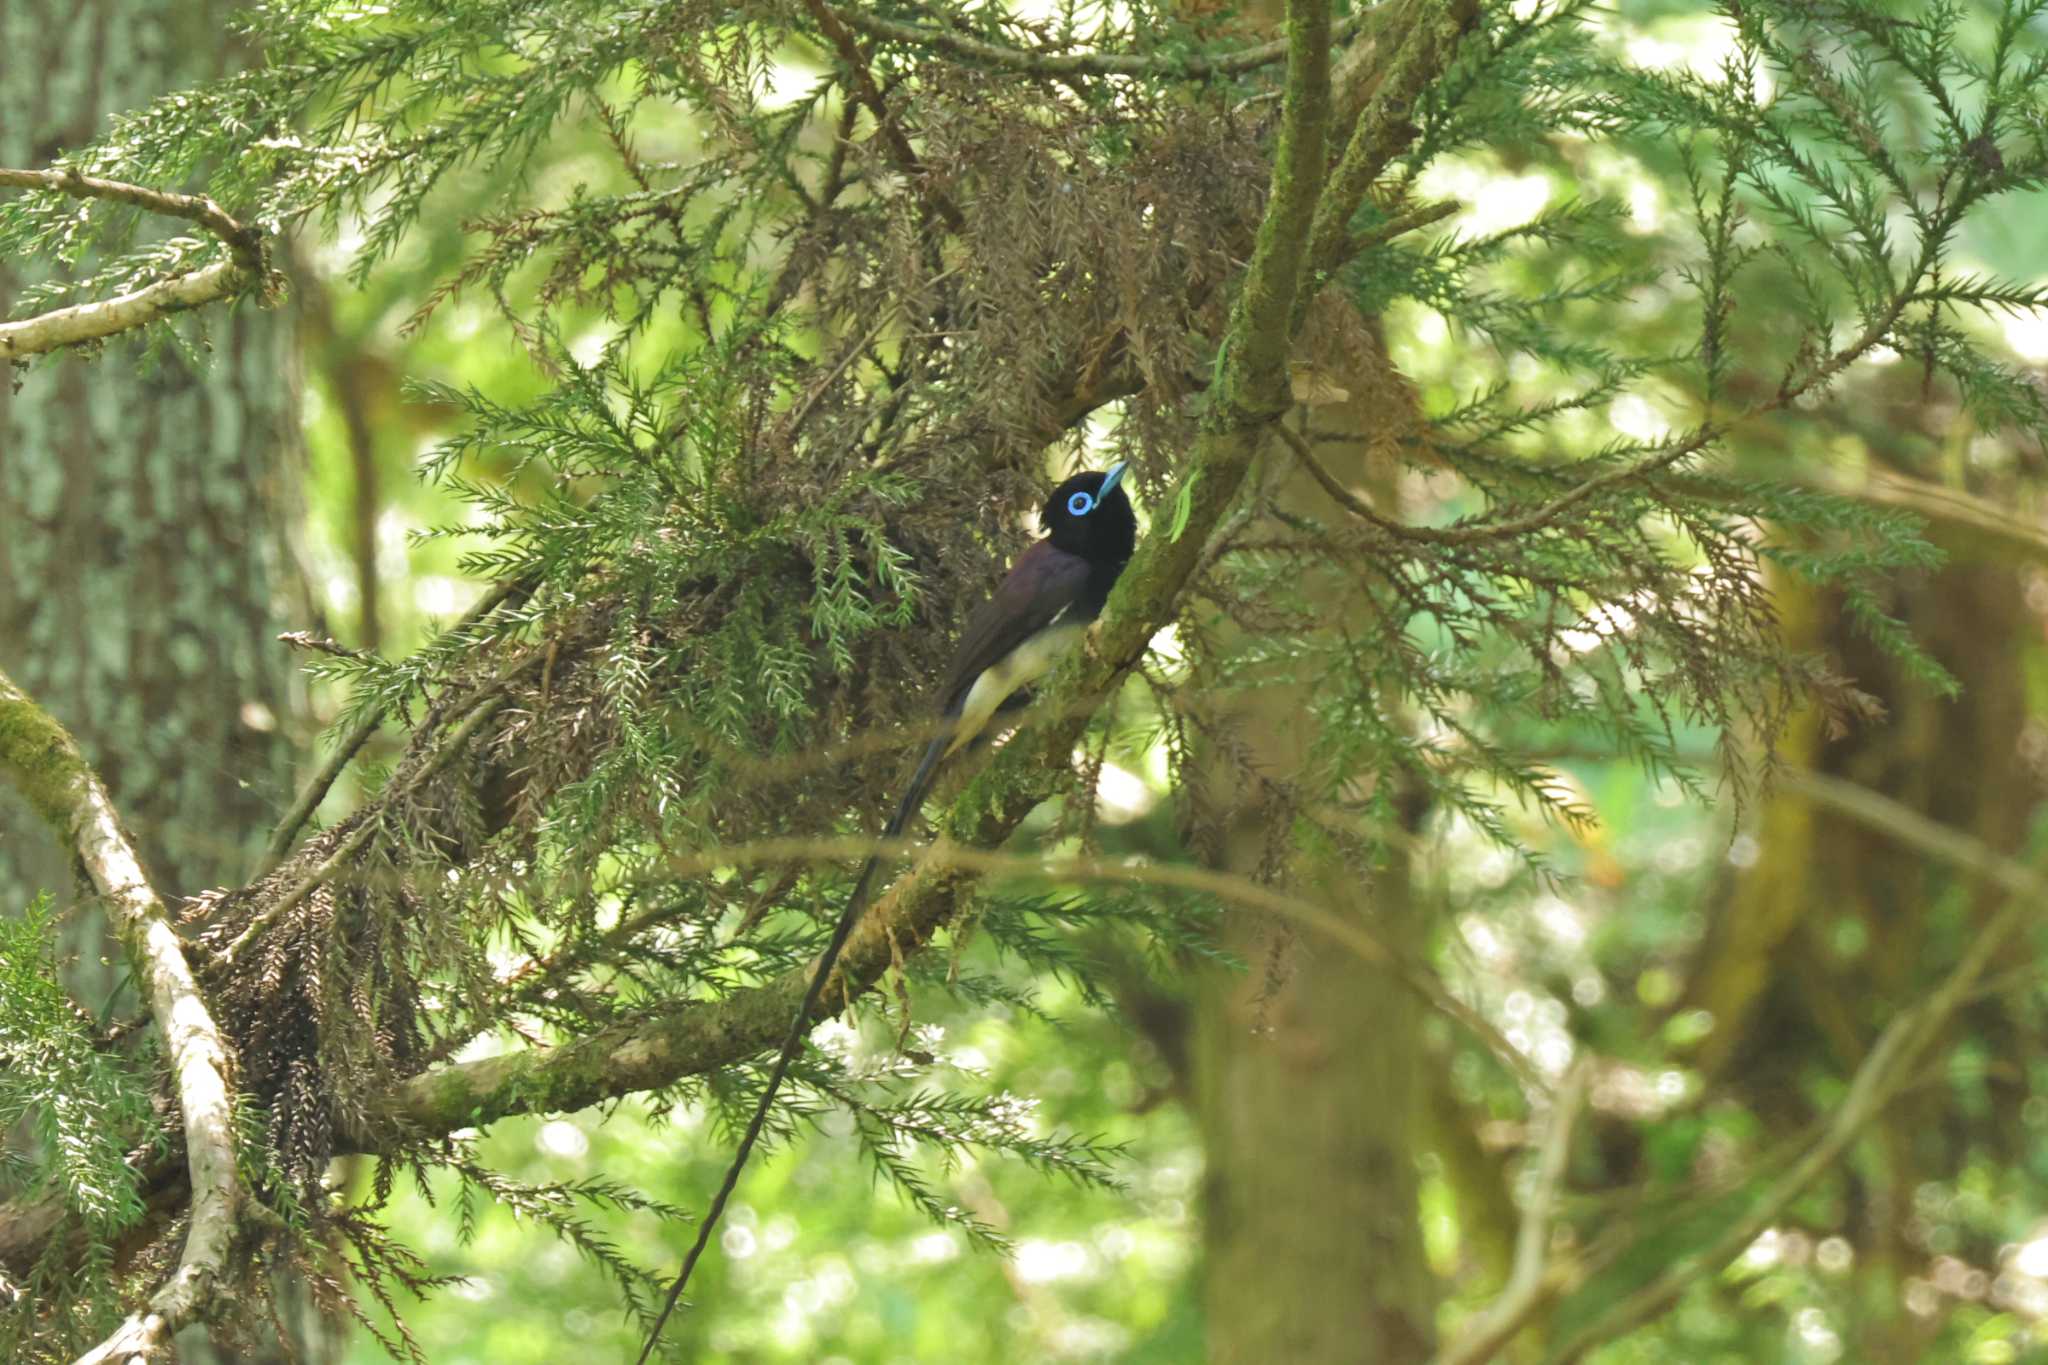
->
[638,464,1138,1358]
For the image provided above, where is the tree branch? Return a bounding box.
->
[357,0,1492,1153]
[359,837,1542,1144]
[1303,0,1484,301]
[1208,0,1333,426]
[0,168,261,265]
[1783,770,2041,900]
[832,4,1368,80]
[800,0,968,234]
[0,166,267,360]
[0,669,240,1361]
[3,0,1479,1293]
[260,576,531,874]
[1278,279,1923,550]
[227,692,511,963]
[0,260,253,361]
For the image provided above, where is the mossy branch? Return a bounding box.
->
[1303,0,1484,299]
[363,836,1540,1141]
[1207,0,1333,428]
[0,669,240,1361]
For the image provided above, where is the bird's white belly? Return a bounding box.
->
[948,618,1087,756]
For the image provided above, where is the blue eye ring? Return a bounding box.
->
[1067,490,1095,517]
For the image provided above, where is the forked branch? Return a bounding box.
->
[0,166,267,360]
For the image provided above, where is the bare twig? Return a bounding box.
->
[260,576,530,874]
[1279,288,1920,550]
[0,166,267,360]
[833,5,1369,80]
[776,294,907,445]
[1352,195,1460,251]
[1274,419,1404,524]
[800,0,968,234]
[230,693,511,962]
[276,631,375,661]
[1433,1058,1591,1365]
[0,669,239,1361]
[1544,777,2048,1362]
[1785,770,2043,900]
[259,711,381,877]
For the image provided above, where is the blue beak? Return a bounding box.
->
[1098,461,1128,500]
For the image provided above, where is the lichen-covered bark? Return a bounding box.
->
[0,2,298,1359]
[0,0,294,926]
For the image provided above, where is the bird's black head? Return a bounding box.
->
[1043,463,1136,567]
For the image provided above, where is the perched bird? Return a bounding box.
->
[890,460,1137,837]
[639,464,1137,1359]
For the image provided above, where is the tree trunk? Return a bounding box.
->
[0,1,306,1357]
[1192,322,1438,1363]
[0,0,297,917]
[1195,815,1435,1362]
[1684,525,2030,1364]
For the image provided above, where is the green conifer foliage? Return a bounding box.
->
[6,0,2048,1355]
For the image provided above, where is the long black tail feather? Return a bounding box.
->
[636,730,951,1360]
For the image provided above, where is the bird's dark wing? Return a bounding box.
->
[872,541,1090,845]
[936,538,1092,715]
